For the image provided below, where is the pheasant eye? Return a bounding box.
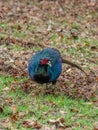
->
[40,59,49,65]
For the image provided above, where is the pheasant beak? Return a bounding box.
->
[47,61,51,67]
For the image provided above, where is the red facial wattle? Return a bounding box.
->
[40,58,49,65]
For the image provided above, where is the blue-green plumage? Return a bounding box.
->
[28,48,62,84]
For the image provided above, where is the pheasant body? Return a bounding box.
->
[28,48,62,84]
[28,47,87,85]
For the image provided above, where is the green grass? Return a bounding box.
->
[72,22,80,29]
[0,75,97,129]
[9,44,24,52]
[0,23,98,129]
[0,75,14,90]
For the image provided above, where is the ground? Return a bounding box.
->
[0,0,98,129]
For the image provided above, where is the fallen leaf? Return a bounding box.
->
[48,117,66,128]
[9,112,19,122]
[96,77,98,81]
[94,122,98,130]
[59,110,67,115]
[11,105,17,113]
[22,120,42,129]
[0,106,4,113]
[90,46,98,51]
[70,108,79,113]
[2,87,10,91]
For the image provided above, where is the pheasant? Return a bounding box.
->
[28,48,87,86]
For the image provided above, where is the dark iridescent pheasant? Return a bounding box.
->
[28,48,87,86]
